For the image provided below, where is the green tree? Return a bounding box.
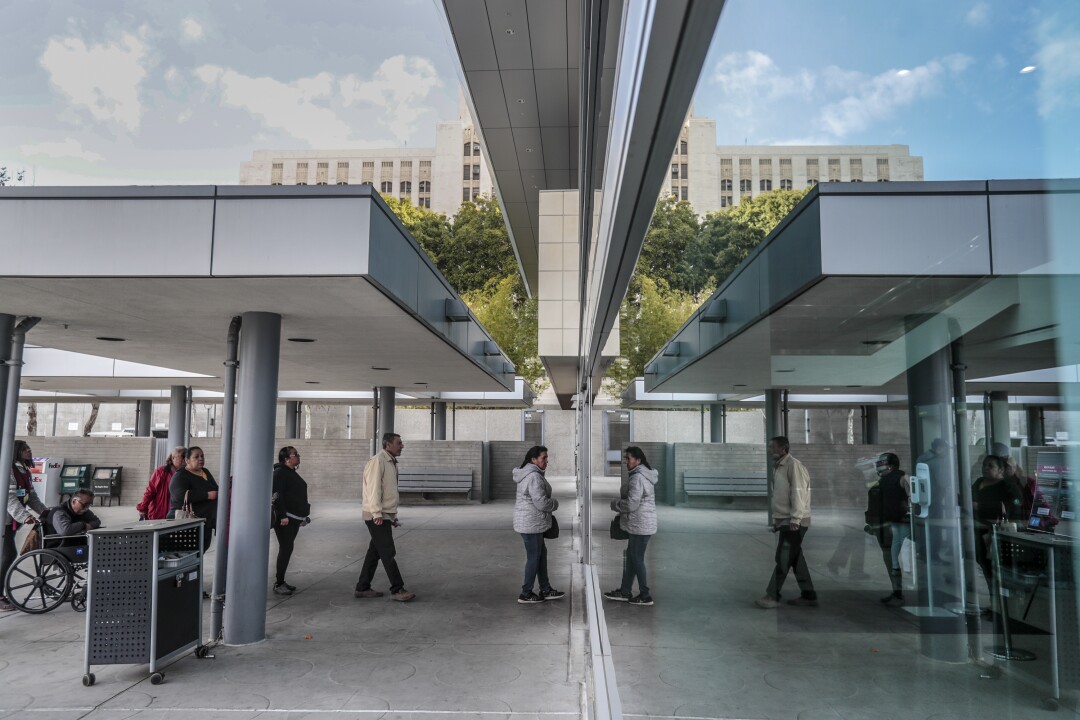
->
[441,196,517,294]
[462,275,547,392]
[605,276,699,394]
[711,188,810,284]
[637,195,700,292]
[726,187,810,234]
[380,195,452,266]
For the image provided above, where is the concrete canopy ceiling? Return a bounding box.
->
[441,0,621,293]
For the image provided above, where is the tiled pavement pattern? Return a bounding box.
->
[0,476,1072,719]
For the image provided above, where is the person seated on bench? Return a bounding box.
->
[48,489,101,546]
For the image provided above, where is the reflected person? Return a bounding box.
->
[604,446,658,606]
[872,453,910,606]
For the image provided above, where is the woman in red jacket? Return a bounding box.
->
[137,447,186,521]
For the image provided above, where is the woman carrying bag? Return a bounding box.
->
[604,446,658,606]
[512,445,565,604]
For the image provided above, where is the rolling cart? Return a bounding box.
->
[83,518,211,686]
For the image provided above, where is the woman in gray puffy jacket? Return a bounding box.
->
[512,446,564,604]
[604,446,658,606]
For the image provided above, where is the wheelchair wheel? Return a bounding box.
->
[4,550,73,614]
[71,586,87,613]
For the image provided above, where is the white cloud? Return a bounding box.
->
[1035,21,1080,117]
[19,137,103,162]
[340,55,442,143]
[181,17,205,43]
[710,51,814,119]
[195,65,355,146]
[966,3,990,27]
[818,55,971,137]
[40,32,149,131]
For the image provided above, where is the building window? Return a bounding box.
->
[463,142,471,157]
[680,186,688,201]
[806,178,818,187]
[472,142,481,157]
[418,180,431,193]
[680,140,688,155]
[361,161,374,184]
[270,163,283,185]
[671,163,679,180]
[335,162,349,185]
[295,162,308,185]
[806,158,819,185]
[720,158,733,179]
[721,195,732,208]
[419,160,431,168]
[849,158,863,182]
[400,181,412,194]
[760,179,772,191]
[876,157,890,181]
[316,162,329,185]
[670,187,678,197]
[721,179,732,192]
[471,187,480,201]
[471,164,480,181]
[463,164,471,181]
[780,178,792,190]
[739,179,752,193]
[418,197,430,209]
[380,181,393,193]
[828,158,841,181]
[463,187,471,202]
[680,163,688,179]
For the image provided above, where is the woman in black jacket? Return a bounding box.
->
[168,446,219,550]
[271,446,310,595]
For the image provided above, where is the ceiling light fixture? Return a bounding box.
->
[372,366,390,371]
[96,336,125,342]
[505,28,514,35]
[28,379,46,383]
[516,98,525,104]
[305,381,320,384]
[288,338,316,343]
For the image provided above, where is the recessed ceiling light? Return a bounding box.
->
[288,338,316,343]
[96,336,125,342]
[415,381,428,385]
[525,147,534,152]
[733,384,747,387]
[28,379,46,383]
[846,385,861,388]
[305,381,320,384]
[505,28,514,35]
[776,369,795,373]
[372,366,390,371]
[516,98,525,104]
[823,387,832,391]
[861,340,889,346]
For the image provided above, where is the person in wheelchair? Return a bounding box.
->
[47,489,101,547]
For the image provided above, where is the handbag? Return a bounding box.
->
[610,514,629,540]
[179,490,197,520]
[543,514,559,539]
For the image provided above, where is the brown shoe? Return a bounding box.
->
[354,589,385,599]
[391,590,416,602]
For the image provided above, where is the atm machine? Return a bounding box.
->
[91,467,123,506]
[31,456,65,507]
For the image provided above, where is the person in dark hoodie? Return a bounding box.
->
[48,489,102,544]
[604,446,658,606]
[271,446,311,595]
[168,446,218,550]
[870,453,910,606]
[512,445,564,604]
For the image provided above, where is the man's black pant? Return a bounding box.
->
[765,526,817,601]
[356,519,404,594]
[273,520,302,585]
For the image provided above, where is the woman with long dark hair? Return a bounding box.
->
[168,446,219,551]
[271,445,310,595]
[512,445,564,604]
[2,440,46,611]
[604,446,658,606]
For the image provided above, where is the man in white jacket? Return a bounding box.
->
[756,436,818,609]
[354,433,415,602]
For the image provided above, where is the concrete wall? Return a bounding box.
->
[489,441,534,501]
[17,436,154,507]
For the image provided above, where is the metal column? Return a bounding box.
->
[223,312,280,646]
[0,317,39,592]
[284,400,300,440]
[709,403,725,443]
[1026,406,1046,446]
[0,314,18,593]
[211,316,240,642]
[989,390,1010,451]
[168,386,187,450]
[378,387,395,437]
[905,326,968,662]
[135,400,152,437]
[861,405,879,444]
[433,401,447,441]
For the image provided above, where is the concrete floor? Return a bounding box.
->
[0,477,1072,719]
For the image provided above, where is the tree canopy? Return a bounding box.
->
[462,275,546,392]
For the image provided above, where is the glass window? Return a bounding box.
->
[380,181,392,193]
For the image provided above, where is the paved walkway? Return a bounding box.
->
[0,477,1071,719]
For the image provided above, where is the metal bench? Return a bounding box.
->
[398,468,473,499]
[683,470,767,502]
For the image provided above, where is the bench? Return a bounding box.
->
[398,468,473,499]
[683,470,767,502]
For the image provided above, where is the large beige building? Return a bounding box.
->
[240,97,923,220]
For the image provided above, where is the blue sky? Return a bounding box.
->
[0,0,1076,186]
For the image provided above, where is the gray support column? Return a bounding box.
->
[223,312,280,646]
[135,400,152,437]
[433,401,447,441]
[370,387,380,457]
[0,317,39,592]
[1026,406,1046,446]
[989,390,1011,452]
[210,316,240,642]
[0,315,15,450]
[861,405,879,444]
[709,403,726,443]
[764,389,785,527]
[378,387,395,437]
[452,402,457,440]
[581,378,593,565]
[905,324,968,662]
[168,385,187,450]
[284,401,300,439]
[184,386,193,443]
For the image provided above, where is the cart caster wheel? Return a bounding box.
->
[1043,697,1059,711]
[150,672,164,685]
[82,673,95,687]
[195,645,209,659]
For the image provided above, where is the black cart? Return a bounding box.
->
[83,518,210,686]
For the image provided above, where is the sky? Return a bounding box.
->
[0,0,1077,186]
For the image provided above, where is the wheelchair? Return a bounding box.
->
[4,521,89,614]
